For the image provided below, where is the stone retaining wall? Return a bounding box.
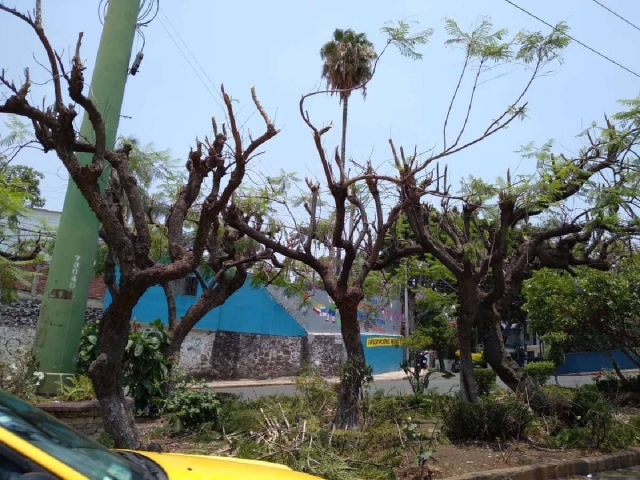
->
[37,398,134,438]
[0,299,346,380]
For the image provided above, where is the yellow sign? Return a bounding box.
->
[366,337,401,348]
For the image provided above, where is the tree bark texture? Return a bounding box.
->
[478,302,539,400]
[88,286,142,449]
[334,298,366,429]
[457,281,479,403]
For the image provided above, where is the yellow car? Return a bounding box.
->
[0,388,322,479]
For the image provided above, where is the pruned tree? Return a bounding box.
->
[400,90,640,402]
[228,17,568,425]
[0,2,279,448]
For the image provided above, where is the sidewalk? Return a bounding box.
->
[205,370,407,389]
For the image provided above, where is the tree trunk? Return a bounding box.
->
[457,321,478,403]
[457,281,479,403]
[334,298,366,429]
[340,94,349,168]
[606,351,628,384]
[438,354,445,372]
[478,302,539,400]
[88,293,141,449]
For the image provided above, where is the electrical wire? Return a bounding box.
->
[589,0,640,34]
[157,8,226,113]
[99,0,159,26]
[503,0,640,79]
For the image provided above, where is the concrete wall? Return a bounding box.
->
[362,334,404,374]
[556,350,639,375]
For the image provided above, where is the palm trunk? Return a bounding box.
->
[88,293,141,449]
[335,299,366,429]
[340,94,349,168]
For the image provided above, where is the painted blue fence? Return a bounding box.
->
[556,350,639,375]
[362,334,403,374]
[103,279,306,337]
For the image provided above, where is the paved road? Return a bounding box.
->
[214,374,593,399]
[569,466,640,479]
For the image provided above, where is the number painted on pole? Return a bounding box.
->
[70,255,82,289]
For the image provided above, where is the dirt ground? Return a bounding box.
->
[137,418,603,479]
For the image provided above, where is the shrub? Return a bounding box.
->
[533,386,575,425]
[594,370,640,394]
[474,368,497,397]
[548,423,638,451]
[58,375,95,402]
[524,361,554,386]
[442,397,533,442]
[163,389,221,433]
[544,385,638,450]
[78,319,170,415]
[0,351,43,403]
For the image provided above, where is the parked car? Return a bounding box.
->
[0,388,322,479]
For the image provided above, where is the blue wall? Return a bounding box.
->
[103,278,306,337]
[362,334,404,374]
[556,350,639,375]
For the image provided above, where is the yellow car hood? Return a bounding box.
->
[124,450,323,479]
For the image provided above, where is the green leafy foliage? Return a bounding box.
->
[163,388,221,433]
[58,375,95,402]
[474,368,497,396]
[0,115,50,303]
[442,397,533,442]
[524,265,640,356]
[77,319,170,415]
[524,361,555,386]
[122,319,170,414]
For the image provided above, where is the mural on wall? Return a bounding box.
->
[266,286,402,335]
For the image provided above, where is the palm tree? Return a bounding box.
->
[320,29,377,168]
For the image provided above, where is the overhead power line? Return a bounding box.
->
[503,0,640,79]
[157,8,226,112]
[589,0,640,34]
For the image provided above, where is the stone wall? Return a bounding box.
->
[37,398,133,438]
[0,298,347,380]
[206,331,306,380]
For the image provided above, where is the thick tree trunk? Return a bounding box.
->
[438,355,445,372]
[334,298,366,429]
[457,281,479,403]
[457,321,478,403]
[478,302,538,400]
[88,292,141,449]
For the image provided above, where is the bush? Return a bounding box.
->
[533,386,575,426]
[524,361,554,386]
[58,375,95,402]
[0,351,43,403]
[595,370,640,394]
[163,389,221,432]
[548,423,638,451]
[78,319,170,415]
[474,368,497,397]
[442,397,533,442]
[544,385,637,450]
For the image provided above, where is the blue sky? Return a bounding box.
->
[1,0,639,211]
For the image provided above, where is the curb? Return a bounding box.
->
[205,373,408,389]
[442,447,640,480]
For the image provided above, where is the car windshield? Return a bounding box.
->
[0,389,146,480]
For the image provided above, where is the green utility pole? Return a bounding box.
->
[33,0,142,394]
